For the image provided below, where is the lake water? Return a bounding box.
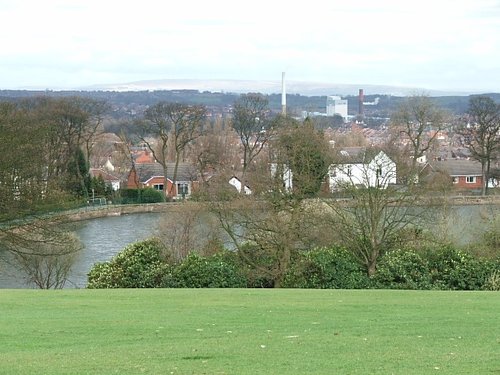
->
[0,213,162,289]
[0,204,498,289]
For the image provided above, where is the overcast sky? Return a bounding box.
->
[0,0,499,92]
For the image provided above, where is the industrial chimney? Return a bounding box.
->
[358,89,364,117]
[281,72,286,116]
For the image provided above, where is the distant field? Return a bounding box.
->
[1,289,498,374]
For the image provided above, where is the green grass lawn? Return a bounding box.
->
[0,289,498,374]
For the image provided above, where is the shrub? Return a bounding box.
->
[374,249,432,289]
[172,252,247,288]
[425,245,494,290]
[140,188,165,203]
[87,238,169,288]
[118,188,165,204]
[483,269,500,291]
[282,247,370,289]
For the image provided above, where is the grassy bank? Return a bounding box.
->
[1,289,498,374]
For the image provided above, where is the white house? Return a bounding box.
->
[329,148,397,190]
[229,176,252,195]
[270,163,293,193]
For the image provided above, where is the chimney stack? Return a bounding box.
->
[358,88,364,117]
[281,72,286,116]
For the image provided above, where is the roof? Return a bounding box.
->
[338,147,386,164]
[429,159,482,176]
[133,163,199,183]
[89,168,120,182]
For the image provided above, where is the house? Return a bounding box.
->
[329,147,397,190]
[89,168,121,191]
[126,162,199,199]
[229,175,252,195]
[423,159,484,190]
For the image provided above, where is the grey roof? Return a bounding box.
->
[134,163,199,183]
[338,147,382,163]
[429,159,482,176]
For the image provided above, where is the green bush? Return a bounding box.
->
[425,245,494,290]
[87,238,170,288]
[374,249,432,289]
[141,188,165,203]
[172,252,247,288]
[118,188,165,204]
[282,247,370,289]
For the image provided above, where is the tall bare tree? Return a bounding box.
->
[231,93,273,192]
[459,95,500,195]
[168,103,206,196]
[139,102,206,198]
[391,94,449,182]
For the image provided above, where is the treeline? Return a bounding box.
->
[2,89,496,117]
[87,238,500,290]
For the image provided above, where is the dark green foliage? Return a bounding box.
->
[89,175,112,200]
[171,253,247,288]
[87,238,499,290]
[66,148,90,198]
[373,249,432,289]
[118,188,165,204]
[425,245,497,290]
[87,238,170,288]
[374,246,499,290]
[282,247,370,289]
[141,188,165,203]
[87,239,245,288]
[274,119,332,198]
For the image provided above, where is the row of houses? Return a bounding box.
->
[90,146,495,200]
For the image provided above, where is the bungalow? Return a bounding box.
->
[423,159,483,190]
[329,147,397,190]
[126,162,199,199]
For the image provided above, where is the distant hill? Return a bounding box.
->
[83,79,479,97]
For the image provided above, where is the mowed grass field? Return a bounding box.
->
[0,289,498,374]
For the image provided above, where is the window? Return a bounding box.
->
[376,165,383,178]
[466,176,476,184]
[452,177,459,184]
[346,166,352,177]
[153,184,164,190]
[177,183,189,197]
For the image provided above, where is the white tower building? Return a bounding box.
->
[326,95,348,120]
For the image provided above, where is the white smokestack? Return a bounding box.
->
[281,71,286,116]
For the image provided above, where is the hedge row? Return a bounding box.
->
[87,239,500,290]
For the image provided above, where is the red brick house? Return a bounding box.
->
[126,162,199,199]
[424,159,483,190]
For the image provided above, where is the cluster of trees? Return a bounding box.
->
[87,237,500,291]
[0,97,109,288]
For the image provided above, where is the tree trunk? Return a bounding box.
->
[367,260,377,277]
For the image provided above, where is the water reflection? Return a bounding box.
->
[0,213,161,289]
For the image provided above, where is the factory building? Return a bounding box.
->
[326,95,348,120]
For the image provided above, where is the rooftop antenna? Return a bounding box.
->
[281,71,286,116]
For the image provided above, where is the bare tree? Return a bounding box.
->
[139,102,206,198]
[156,203,222,262]
[2,222,82,289]
[324,158,426,277]
[391,94,449,182]
[231,93,273,192]
[211,195,321,287]
[459,96,500,195]
[168,103,206,196]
